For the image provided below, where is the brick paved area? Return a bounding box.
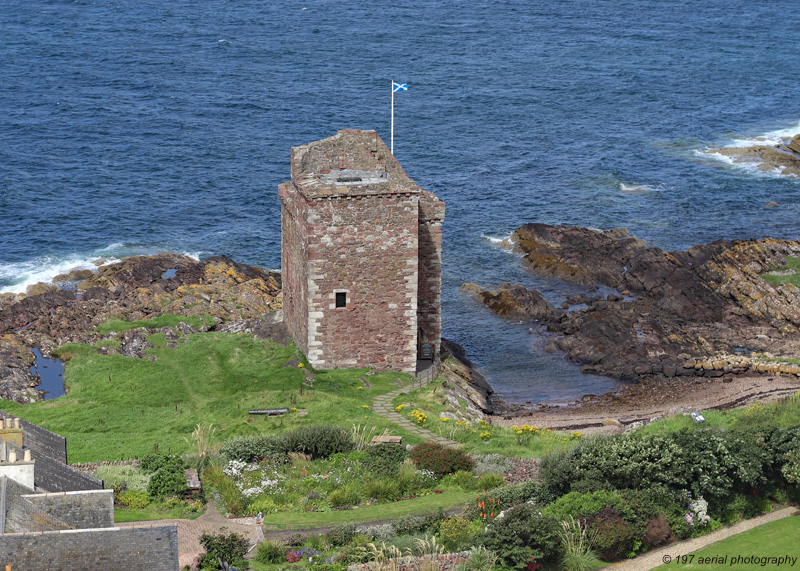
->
[117,502,263,568]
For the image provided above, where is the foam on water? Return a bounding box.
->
[0,244,206,294]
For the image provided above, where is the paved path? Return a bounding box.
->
[604,506,799,571]
[372,383,460,447]
[117,502,263,568]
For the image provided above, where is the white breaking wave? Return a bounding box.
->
[698,120,800,177]
[619,183,663,194]
[0,243,207,294]
[481,232,517,252]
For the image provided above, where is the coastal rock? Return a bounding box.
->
[479,224,800,383]
[26,282,59,297]
[0,336,42,403]
[475,283,563,322]
[788,134,800,154]
[0,254,282,401]
[710,135,800,176]
[440,338,494,413]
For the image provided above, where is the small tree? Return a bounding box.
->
[199,530,249,570]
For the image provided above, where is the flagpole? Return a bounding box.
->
[391,79,395,154]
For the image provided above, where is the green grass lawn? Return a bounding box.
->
[634,396,800,437]
[760,256,800,288]
[0,316,422,462]
[258,490,472,529]
[651,515,800,570]
[114,503,206,522]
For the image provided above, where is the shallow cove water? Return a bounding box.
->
[1,0,799,404]
[29,348,66,400]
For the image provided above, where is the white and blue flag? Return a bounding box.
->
[392,81,408,92]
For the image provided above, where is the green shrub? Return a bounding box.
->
[422,508,449,535]
[410,442,474,478]
[96,464,151,493]
[477,472,506,491]
[393,515,426,536]
[327,482,362,507]
[200,464,248,516]
[442,470,479,491]
[147,464,187,500]
[140,453,184,474]
[462,481,554,519]
[587,508,635,561]
[327,524,358,547]
[364,478,400,501]
[255,540,286,564]
[480,503,561,568]
[539,437,594,496]
[118,490,150,509]
[438,516,479,552]
[199,531,249,569]
[218,433,284,463]
[363,443,408,478]
[280,424,355,459]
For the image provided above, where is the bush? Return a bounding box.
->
[477,472,506,491]
[147,461,187,500]
[327,524,358,547]
[200,464,248,516]
[255,540,286,564]
[218,433,284,463]
[140,453,184,474]
[393,514,426,536]
[364,478,400,501]
[643,514,674,548]
[327,482,362,507]
[587,508,635,561]
[280,425,355,459]
[472,454,514,477]
[438,516,478,552]
[481,503,561,568]
[118,490,150,509]
[442,470,480,491]
[199,531,249,569]
[363,443,408,478]
[410,442,474,478]
[462,481,554,520]
[96,465,151,493]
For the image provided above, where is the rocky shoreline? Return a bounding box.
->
[464,224,800,396]
[0,254,282,402]
[709,133,800,176]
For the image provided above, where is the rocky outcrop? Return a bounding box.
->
[0,255,282,402]
[0,336,42,403]
[440,338,494,414]
[709,134,800,176]
[470,224,800,384]
[461,283,563,322]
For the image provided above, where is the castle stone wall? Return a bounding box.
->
[306,193,419,372]
[279,130,444,374]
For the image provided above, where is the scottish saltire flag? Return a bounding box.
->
[392,82,408,92]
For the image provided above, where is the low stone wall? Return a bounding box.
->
[70,459,140,477]
[0,524,179,571]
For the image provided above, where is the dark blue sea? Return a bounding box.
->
[2,0,798,403]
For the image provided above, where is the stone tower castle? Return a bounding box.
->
[278,129,445,374]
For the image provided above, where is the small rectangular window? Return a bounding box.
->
[335,292,346,308]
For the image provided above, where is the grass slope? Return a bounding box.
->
[1,323,419,462]
[651,515,800,570]
[761,255,800,288]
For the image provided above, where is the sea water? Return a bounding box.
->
[1,0,798,403]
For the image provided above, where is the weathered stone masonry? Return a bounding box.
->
[279,130,444,374]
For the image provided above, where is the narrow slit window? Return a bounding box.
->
[335,292,347,308]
